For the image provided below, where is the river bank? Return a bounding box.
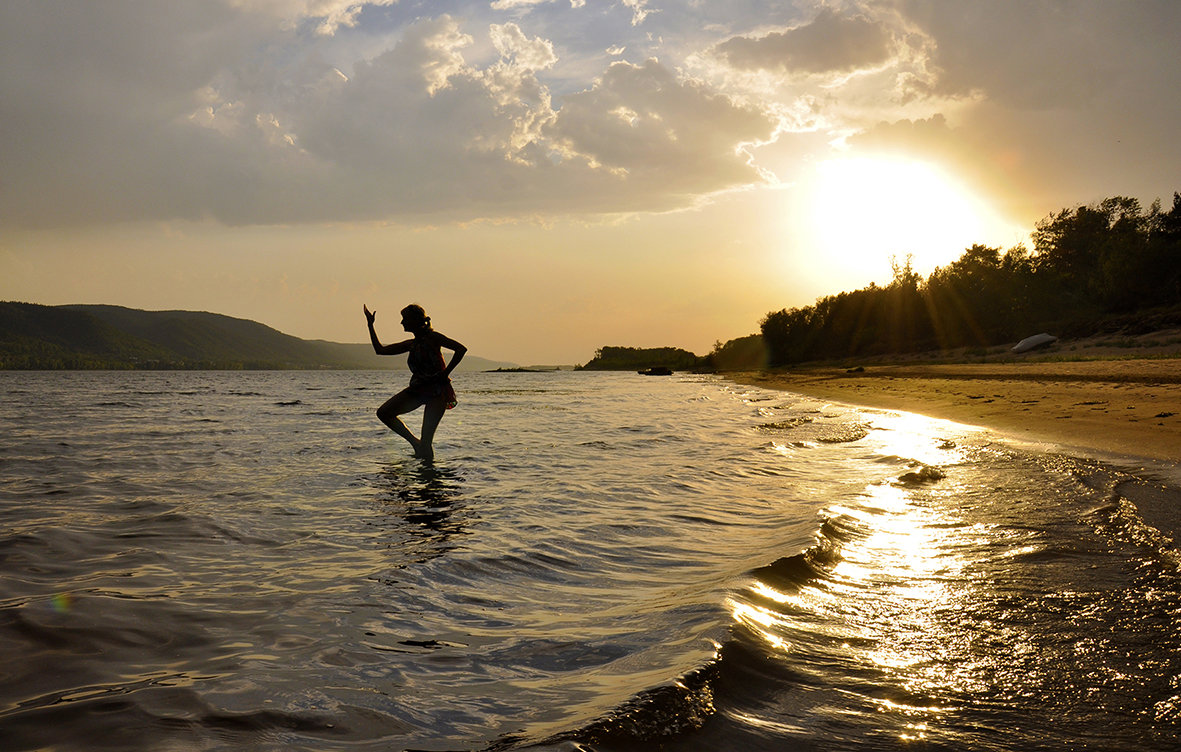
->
[730,354,1181,464]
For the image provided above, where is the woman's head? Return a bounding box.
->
[400,304,431,333]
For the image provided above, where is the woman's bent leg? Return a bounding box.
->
[377,390,425,453]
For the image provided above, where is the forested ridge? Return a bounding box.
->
[0,303,510,371]
[754,193,1181,366]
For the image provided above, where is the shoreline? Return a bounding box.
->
[728,358,1181,465]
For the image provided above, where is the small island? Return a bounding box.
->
[484,366,568,373]
[577,345,703,372]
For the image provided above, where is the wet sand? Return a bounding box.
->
[731,359,1181,463]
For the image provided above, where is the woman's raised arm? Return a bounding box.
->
[364,305,411,356]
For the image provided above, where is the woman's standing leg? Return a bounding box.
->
[417,396,448,461]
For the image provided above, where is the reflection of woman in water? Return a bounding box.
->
[365,303,466,460]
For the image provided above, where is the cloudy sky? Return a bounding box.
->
[2,0,1178,364]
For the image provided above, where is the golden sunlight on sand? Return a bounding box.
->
[733,356,1181,463]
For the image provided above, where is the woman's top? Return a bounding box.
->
[407,334,458,409]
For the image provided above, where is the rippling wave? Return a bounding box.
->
[2,371,1179,751]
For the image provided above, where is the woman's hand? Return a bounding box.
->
[363,305,376,326]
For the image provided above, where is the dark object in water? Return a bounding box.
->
[639,367,674,376]
[896,465,946,486]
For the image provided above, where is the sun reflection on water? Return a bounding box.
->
[731,411,995,742]
[868,410,978,467]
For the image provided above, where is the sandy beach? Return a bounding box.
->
[731,354,1181,464]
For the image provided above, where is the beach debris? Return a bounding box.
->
[759,416,814,430]
[896,465,946,486]
[1012,332,1058,353]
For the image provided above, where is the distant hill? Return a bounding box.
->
[0,302,514,371]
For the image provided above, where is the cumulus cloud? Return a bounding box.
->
[292,42,775,216]
[878,0,1181,215]
[490,23,558,70]
[548,59,775,191]
[228,0,397,34]
[894,0,1172,108]
[849,113,954,153]
[0,3,775,228]
[715,8,896,75]
[701,0,1181,221]
[4,0,1175,231]
[621,0,657,26]
[490,0,551,11]
[297,18,548,167]
[0,1,281,226]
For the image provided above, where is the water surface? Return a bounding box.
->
[2,370,1179,750]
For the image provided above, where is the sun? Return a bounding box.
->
[794,155,1019,289]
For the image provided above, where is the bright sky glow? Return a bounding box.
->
[1,1,1178,364]
[799,156,1025,288]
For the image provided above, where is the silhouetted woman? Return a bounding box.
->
[364,303,466,460]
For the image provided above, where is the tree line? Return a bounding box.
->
[756,193,1181,366]
[578,345,702,370]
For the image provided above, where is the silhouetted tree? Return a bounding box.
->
[759,191,1181,366]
